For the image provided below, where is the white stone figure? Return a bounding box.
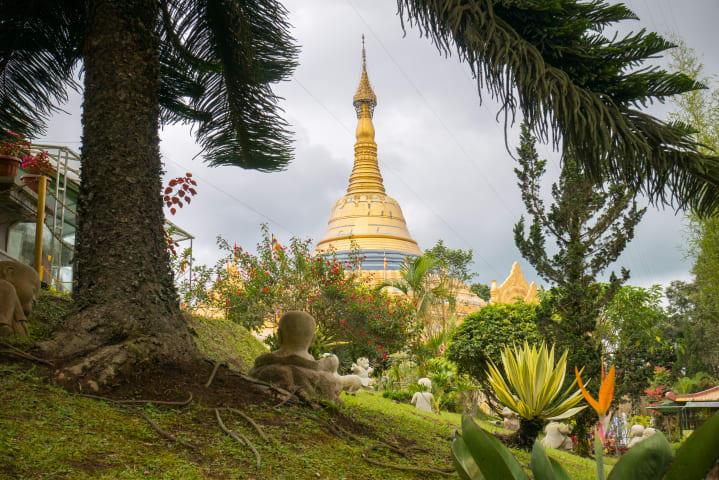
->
[351,357,375,388]
[319,354,367,394]
[628,424,645,448]
[411,378,435,413]
[501,407,520,431]
[642,427,657,439]
[541,422,573,450]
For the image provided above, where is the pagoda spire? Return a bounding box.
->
[347,35,385,195]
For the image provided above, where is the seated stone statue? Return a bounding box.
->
[541,422,573,450]
[0,260,40,337]
[411,378,435,413]
[351,356,374,388]
[249,311,341,401]
[319,353,367,394]
[628,424,645,448]
[501,407,520,431]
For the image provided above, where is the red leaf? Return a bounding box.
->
[186,172,192,177]
[189,188,197,195]
[170,207,176,215]
[185,197,191,204]
[182,184,189,191]
[178,201,183,208]
[169,179,177,187]
[164,187,172,194]
[177,178,184,184]
[166,201,172,208]
[190,179,197,186]
[172,197,180,204]
[178,190,185,197]
[163,195,170,202]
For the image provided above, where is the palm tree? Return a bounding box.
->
[380,254,450,333]
[0,0,297,386]
[397,0,719,216]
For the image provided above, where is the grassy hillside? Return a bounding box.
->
[0,293,612,479]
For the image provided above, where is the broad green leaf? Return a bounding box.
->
[461,416,529,480]
[530,441,557,480]
[664,410,719,480]
[451,435,483,480]
[547,457,572,480]
[607,431,673,480]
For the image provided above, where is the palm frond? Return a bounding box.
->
[160,0,298,171]
[0,1,83,138]
[397,0,719,216]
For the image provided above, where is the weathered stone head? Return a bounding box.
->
[418,377,432,392]
[275,311,316,361]
[0,260,40,336]
[0,261,40,315]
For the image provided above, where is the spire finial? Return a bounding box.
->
[353,34,377,117]
[362,34,366,67]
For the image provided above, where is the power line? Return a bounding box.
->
[164,158,296,236]
[345,0,521,219]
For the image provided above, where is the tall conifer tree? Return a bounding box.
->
[513,124,645,451]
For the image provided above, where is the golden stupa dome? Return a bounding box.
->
[315,37,421,270]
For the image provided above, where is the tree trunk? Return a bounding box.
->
[40,0,196,390]
[515,418,544,450]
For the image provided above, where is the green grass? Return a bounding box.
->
[1,295,613,479]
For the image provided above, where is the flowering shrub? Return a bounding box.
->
[21,150,54,175]
[182,225,417,369]
[0,130,31,157]
[163,172,198,216]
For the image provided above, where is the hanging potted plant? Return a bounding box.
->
[21,150,55,192]
[0,130,30,180]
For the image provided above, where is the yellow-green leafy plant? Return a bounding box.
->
[486,342,586,448]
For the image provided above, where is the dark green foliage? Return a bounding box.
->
[397,0,719,216]
[470,283,490,301]
[426,239,475,284]
[446,303,542,383]
[382,390,413,403]
[513,124,644,449]
[0,0,298,170]
[599,285,676,403]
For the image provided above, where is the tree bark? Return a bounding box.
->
[40,0,196,389]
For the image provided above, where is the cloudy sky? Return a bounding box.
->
[39,0,719,289]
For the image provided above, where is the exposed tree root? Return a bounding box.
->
[205,361,221,388]
[0,342,54,367]
[77,392,193,407]
[38,306,196,391]
[215,408,261,468]
[228,371,321,409]
[272,387,299,411]
[140,411,200,453]
[362,444,455,476]
[224,407,270,443]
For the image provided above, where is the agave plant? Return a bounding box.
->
[486,342,586,448]
[451,411,719,480]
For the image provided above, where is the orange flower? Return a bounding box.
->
[575,363,615,416]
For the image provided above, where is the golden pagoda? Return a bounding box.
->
[314,38,422,278]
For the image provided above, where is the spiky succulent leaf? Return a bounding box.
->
[486,342,585,421]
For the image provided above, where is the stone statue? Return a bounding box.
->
[249,311,341,401]
[541,422,573,450]
[319,353,368,394]
[501,407,520,431]
[411,378,435,413]
[0,260,40,337]
[642,427,657,439]
[628,424,646,448]
[351,356,374,388]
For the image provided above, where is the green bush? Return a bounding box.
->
[382,390,413,403]
[446,303,543,382]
